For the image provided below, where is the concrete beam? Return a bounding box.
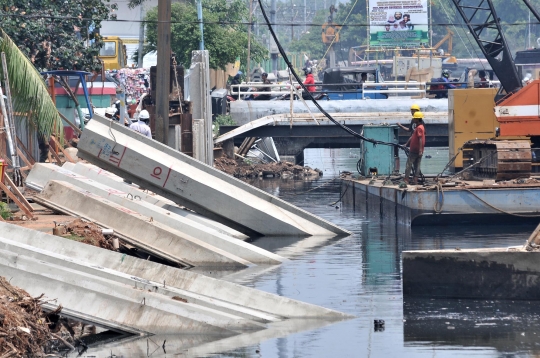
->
[0,247,263,335]
[77,114,350,237]
[0,222,350,319]
[62,162,248,240]
[26,164,284,265]
[35,180,253,268]
[0,237,278,324]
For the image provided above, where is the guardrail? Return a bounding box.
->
[230,80,501,100]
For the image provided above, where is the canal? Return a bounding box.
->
[77,147,540,357]
[224,147,539,357]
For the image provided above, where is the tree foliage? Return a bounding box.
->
[0,29,62,138]
[0,0,113,72]
[143,0,267,70]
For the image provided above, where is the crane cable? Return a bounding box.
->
[256,0,409,155]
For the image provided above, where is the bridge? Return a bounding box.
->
[219,97,449,163]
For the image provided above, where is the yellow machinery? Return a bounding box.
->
[98,36,127,70]
[449,87,528,175]
[449,88,498,171]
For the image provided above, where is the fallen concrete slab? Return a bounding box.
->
[77,114,350,237]
[35,180,252,268]
[26,164,283,265]
[0,247,264,335]
[0,222,350,319]
[62,162,248,240]
[0,237,278,324]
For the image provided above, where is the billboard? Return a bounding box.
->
[369,0,429,48]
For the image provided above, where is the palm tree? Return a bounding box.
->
[0,28,62,139]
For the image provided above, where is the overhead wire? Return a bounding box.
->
[256,0,409,156]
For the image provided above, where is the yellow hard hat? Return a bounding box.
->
[413,111,424,119]
[410,104,420,111]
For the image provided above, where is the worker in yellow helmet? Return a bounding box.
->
[398,104,421,133]
[404,111,425,185]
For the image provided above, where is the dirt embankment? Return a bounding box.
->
[214,157,322,179]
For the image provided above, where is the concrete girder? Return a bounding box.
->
[26,164,284,265]
[35,180,253,268]
[0,222,350,319]
[77,114,350,237]
[62,161,248,241]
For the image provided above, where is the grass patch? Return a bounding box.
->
[213,114,236,137]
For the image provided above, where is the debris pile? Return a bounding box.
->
[214,157,322,179]
[0,277,59,357]
[64,218,115,250]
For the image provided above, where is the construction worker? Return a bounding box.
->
[129,110,152,138]
[404,111,425,185]
[398,104,420,133]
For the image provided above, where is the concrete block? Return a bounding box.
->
[35,180,252,268]
[26,164,284,265]
[403,247,540,300]
[77,114,350,237]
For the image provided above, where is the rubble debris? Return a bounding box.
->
[0,276,67,357]
[64,218,115,250]
[214,157,323,179]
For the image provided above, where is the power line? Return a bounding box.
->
[0,13,538,27]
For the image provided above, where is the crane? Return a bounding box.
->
[451,0,540,180]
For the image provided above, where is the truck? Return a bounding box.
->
[98,36,127,70]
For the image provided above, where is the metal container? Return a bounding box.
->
[360,125,399,176]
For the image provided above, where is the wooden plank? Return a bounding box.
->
[16,136,36,165]
[16,147,33,169]
[3,173,33,213]
[58,111,83,135]
[0,180,33,219]
[48,145,63,165]
[51,136,75,163]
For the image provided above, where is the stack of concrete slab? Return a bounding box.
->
[26,164,283,268]
[0,223,351,336]
[76,114,350,237]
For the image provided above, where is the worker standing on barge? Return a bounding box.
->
[404,111,425,185]
[398,104,420,133]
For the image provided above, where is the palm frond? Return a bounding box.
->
[0,28,62,138]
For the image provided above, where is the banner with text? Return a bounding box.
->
[369,0,429,48]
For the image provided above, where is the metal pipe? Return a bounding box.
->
[0,53,19,172]
[0,86,18,172]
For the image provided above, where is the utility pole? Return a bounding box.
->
[247,0,253,82]
[271,0,277,74]
[197,0,204,50]
[137,4,145,68]
[156,0,171,145]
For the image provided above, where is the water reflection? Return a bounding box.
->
[73,148,540,357]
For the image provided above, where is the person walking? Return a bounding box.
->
[129,109,152,138]
[404,111,425,185]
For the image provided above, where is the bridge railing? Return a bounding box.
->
[230,80,502,100]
